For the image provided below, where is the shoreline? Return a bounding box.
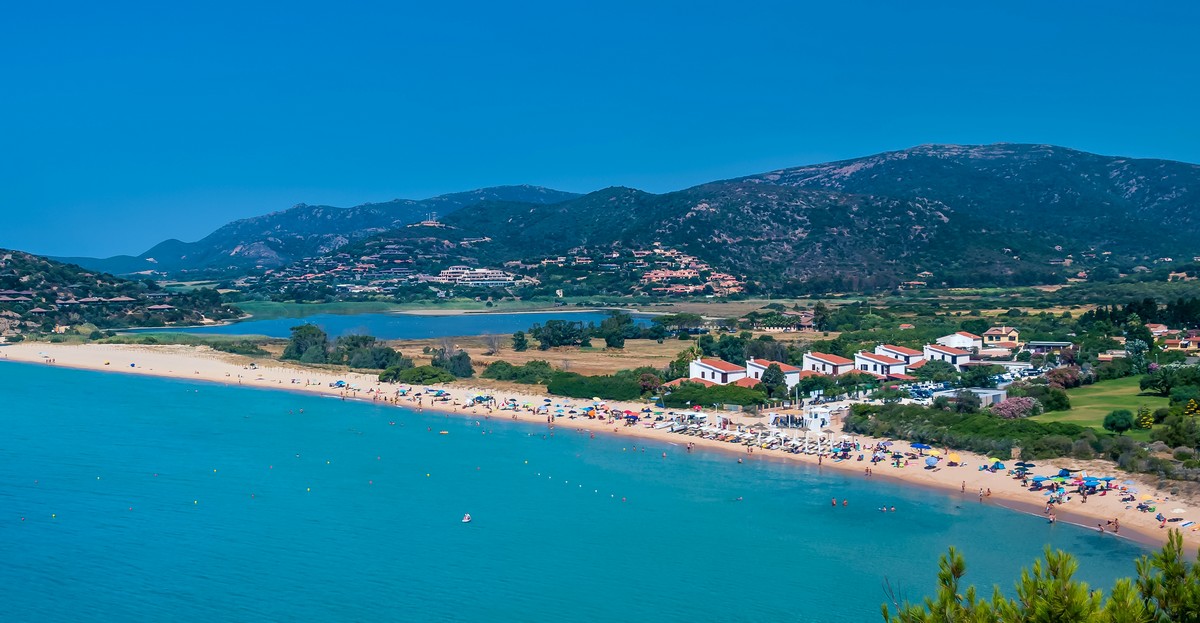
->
[3,342,1195,552]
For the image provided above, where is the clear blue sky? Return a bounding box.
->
[2,1,1197,258]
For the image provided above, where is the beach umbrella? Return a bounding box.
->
[927,450,942,457]
[993,462,1006,470]
[924,457,938,467]
[880,441,893,446]
[912,443,932,450]
[948,453,961,462]
[1032,475,1048,481]
[1099,476,1115,481]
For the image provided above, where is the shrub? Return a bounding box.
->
[546,372,642,401]
[392,365,455,385]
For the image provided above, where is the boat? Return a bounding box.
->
[462,514,472,523]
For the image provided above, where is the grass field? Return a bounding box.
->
[1033,376,1166,441]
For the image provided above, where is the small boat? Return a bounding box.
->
[439,431,449,435]
[462,514,472,523]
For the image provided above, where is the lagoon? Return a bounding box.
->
[125,310,650,340]
[0,363,1146,622]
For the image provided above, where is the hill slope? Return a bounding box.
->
[0,249,239,335]
[59,185,579,275]
[343,144,1200,293]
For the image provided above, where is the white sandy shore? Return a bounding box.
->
[3,342,1197,551]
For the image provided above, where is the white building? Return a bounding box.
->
[923,344,972,370]
[874,344,925,366]
[745,358,802,389]
[853,351,908,377]
[936,331,983,351]
[688,358,747,385]
[801,352,855,376]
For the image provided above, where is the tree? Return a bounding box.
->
[511,331,529,352]
[1103,409,1135,435]
[952,390,982,414]
[1136,405,1154,430]
[394,365,456,384]
[282,324,329,363]
[760,363,787,399]
[1126,338,1149,375]
[483,334,503,355]
[433,349,474,378]
[914,359,957,383]
[883,530,1200,622]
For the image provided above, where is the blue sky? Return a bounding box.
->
[1,1,1197,257]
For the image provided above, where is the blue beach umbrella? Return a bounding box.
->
[1032,475,1048,481]
[912,443,932,450]
[924,456,938,467]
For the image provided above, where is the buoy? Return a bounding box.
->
[326,460,330,464]
[307,487,311,492]
[52,513,56,518]
[193,501,198,505]
[426,473,430,477]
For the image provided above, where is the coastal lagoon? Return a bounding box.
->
[1,363,1146,622]
[125,311,650,340]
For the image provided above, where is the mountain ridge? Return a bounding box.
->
[55,185,580,275]
[57,144,1200,292]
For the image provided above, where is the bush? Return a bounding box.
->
[661,381,768,408]
[482,360,554,384]
[211,340,271,357]
[546,372,642,401]
[392,365,455,385]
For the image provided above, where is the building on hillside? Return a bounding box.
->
[1146,324,1171,337]
[874,344,925,366]
[983,326,1021,348]
[745,358,802,389]
[1025,341,1074,355]
[688,358,747,385]
[801,352,854,376]
[937,331,983,351]
[923,344,971,370]
[853,351,908,378]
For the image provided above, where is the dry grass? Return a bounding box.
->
[388,334,689,376]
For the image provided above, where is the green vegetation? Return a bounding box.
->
[843,403,1098,460]
[1034,377,1168,441]
[660,381,767,408]
[385,365,455,385]
[234,300,407,320]
[884,530,1200,622]
[546,372,643,401]
[0,249,239,333]
[482,360,554,384]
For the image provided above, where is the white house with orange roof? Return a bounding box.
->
[688,358,747,385]
[923,344,972,370]
[875,344,925,366]
[937,331,983,351]
[745,357,802,389]
[853,351,908,377]
[801,352,855,376]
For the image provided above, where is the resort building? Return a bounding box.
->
[874,344,925,366]
[923,344,971,370]
[853,351,909,378]
[936,331,983,351]
[688,358,747,385]
[801,352,854,376]
[745,358,802,389]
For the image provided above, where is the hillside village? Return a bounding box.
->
[232,239,746,301]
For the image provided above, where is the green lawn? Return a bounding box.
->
[1032,376,1167,441]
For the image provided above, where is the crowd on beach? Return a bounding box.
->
[7,341,1198,549]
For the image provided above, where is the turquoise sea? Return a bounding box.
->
[125,311,649,340]
[1,363,1147,622]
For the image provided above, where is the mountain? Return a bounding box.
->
[58,185,580,276]
[740,143,1199,254]
[57,144,1200,292]
[0,249,239,335]
[346,144,1200,293]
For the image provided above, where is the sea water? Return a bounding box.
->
[125,311,650,340]
[0,363,1147,622]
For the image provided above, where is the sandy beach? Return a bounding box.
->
[3,341,1197,552]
